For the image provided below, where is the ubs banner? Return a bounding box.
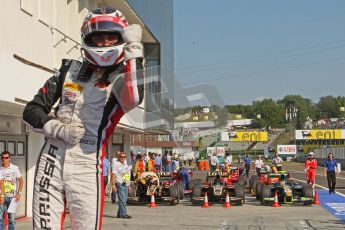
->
[295,129,345,140]
[277,145,297,155]
[222,131,268,142]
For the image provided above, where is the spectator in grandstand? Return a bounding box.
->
[305,151,317,188]
[210,153,219,172]
[254,155,264,176]
[243,154,252,177]
[272,152,283,172]
[324,152,339,194]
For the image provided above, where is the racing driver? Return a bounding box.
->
[23,8,144,230]
[305,151,317,188]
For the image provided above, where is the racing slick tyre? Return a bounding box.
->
[261,184,271,205]
[251,177,258,195]
[192,181,202,198]
[177,181,185,200]
[256,183,263,200]
[170,184,179,205]
[302,184,314,206]
[237,175,246,186]
[249,175,258,193]
[235,184,245,205]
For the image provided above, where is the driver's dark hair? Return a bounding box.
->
[1,151,10,157]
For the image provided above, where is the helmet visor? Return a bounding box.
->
[84,31,123,47]
[82,17,125,46]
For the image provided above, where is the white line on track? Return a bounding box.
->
[298,220,309,230]
[291,177,345,197]
[289,170,345,180]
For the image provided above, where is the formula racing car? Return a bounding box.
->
[128,172,182,205]
[257,172,314,205]
[191,171,245,205]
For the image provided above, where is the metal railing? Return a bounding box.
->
[314,146,345,159]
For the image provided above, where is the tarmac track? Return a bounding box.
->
[15,162,345,229]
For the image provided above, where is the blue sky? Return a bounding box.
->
[174,0,345,105]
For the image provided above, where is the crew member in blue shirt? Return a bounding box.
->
[243,154,252,177]
[324,152,339,194]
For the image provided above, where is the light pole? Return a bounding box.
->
[257,114,262,129]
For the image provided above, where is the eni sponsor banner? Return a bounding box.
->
[295,130,344,140]
[277,145,297,155]
[227,131,268,142]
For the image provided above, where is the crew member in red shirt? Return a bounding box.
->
[147,153,156,172]
[305,151,317,188]
[134,154,146,178]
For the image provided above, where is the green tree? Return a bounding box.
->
[278,95,316,129]
[251,99,285,129]
[317,95,345,119]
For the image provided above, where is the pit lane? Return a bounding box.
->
[15,162,345,229]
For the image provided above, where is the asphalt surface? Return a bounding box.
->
[284,161,345,195]
[15,162,345,229]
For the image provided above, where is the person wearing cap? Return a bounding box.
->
[305,151,317,187]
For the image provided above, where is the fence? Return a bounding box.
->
[313,146,345,170]
[314,146,345,159]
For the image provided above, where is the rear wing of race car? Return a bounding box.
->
[268,172,290,179]
[207,172,229,177]
[156,172,173,181]
[157,172,172,177]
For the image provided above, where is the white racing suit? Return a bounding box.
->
[23,58,143,229]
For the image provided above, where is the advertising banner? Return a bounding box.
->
[295,130,344,140]
[216,147,225,156]
[277,145,297,155]
[226,131,268,142]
